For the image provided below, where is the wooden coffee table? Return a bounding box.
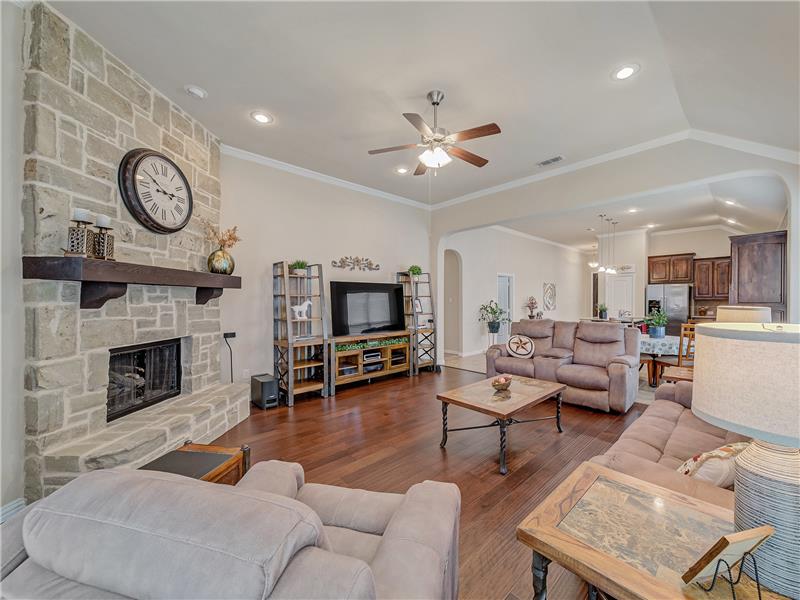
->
[516,462,787,599]
[437,376,565,475]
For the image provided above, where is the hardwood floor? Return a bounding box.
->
[214,367,647,600]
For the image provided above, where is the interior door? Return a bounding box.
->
[606,274,634,319]
[497,274,513,344]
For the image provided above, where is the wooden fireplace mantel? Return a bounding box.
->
[22,256,241,309]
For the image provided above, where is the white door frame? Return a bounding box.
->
[497,272,515,343]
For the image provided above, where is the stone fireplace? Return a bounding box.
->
[21,3,247,502]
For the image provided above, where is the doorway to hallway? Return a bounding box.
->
[497,273,514,344]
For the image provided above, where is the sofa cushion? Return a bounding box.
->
[511,320,554,355]
[540,347,573,359]
[270,547,376,600]
[556,364,609,391]
[22,469,328,600]
[573,322,626,368]
[297,483,403,536]
[0,559,131,600]
[553,321,578,350]
[576,321,624,344]
[533,355,571,383]
[324,526,382,564]
[236,460,304,498]
[494,356,536,378]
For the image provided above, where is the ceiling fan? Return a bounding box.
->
[368,90,501,176]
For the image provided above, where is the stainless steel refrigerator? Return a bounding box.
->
[645,284,691,336]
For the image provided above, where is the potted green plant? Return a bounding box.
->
[478,300,510,334]
[596,303,608,320]
[289,259,309,276]
[408,265,423,281]
[646,308,668,338]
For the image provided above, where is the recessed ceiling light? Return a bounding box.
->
[627,208,638,213]
[724,199,736,205]
[395,166,409,175]
[612,64,640,81]
[184,84,208,100]
[250,111,273,124]
[726,218,737,224]
[646,223,656,228]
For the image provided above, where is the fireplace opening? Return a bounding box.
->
[107,338,181,422]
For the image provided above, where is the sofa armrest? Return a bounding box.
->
[271,547,376,599]
[485,344,508,378]
[607,354,637,369]
[370,481,461,600]
[654,381,693,408]
[235,460,305,498]
[1,504,34,580]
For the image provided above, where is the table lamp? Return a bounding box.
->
[692,322,799,597]
[715,305,772,323]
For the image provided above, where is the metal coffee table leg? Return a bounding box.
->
[532,551,550,600]
[556,393,563,433]
[499,419,509,475]
[440,402,448,448]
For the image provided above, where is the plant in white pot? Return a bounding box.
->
[478,300,510,334]
[408,264,423,281]
[289,259,309,276]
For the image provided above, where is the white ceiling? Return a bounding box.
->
[501,175,788,249]
[53,2,798,205]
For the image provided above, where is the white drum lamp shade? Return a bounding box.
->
[692,323,800,596]
[715,305,772,323]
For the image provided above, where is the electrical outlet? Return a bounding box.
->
[242,369,250,379]
[223,332,236,339]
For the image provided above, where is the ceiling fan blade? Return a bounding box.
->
[413,162,428,176]
[403,113,433,137]
[448,146,489,167]
[449,123,501,142]
[367,143,419,155]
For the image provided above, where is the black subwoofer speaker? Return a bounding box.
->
[251,373,278,409]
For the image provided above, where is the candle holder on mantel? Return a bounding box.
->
[65,219,97,258]
[94,225,115,261]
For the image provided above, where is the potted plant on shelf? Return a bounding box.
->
[524,296,539,319]
[289,260,309,276]
[478,300,510,334]
[646,308,668,338]
[596,303,608,320]
[408,265,423,281]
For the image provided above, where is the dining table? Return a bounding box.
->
[639,334,688,387]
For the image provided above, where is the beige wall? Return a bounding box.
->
[219,151,430,382]
[443,227,588,356]
[649,226,734,258]
[443,249,462,354]
[596,230,649,317]
[1,2,26,510]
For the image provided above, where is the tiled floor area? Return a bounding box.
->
[443,352,656,404]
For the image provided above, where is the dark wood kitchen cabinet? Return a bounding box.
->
[693,257,731,300]
[729,230,787,322]
[648,253,696,284]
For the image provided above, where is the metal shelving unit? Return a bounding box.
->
[272,262,330,406]
[396,271,440,374]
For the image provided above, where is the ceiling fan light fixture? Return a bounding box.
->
[419,146,452,169]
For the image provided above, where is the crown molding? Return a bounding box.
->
[688,130,800,166]
[490,225,584,253]
[649,223,744,237]
[220,144,430,211]
[596,228,649,239]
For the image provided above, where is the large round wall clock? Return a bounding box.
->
[118,148,193,234]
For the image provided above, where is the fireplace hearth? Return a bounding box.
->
[107,338,182,421]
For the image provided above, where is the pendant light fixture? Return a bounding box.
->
[606,220,618,274]
[587,244,599,269]
[596,214,607,273]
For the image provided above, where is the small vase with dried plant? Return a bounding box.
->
[201,218,241,275]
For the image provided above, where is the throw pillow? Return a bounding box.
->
[507,335,535,359]
[676,442,750,488]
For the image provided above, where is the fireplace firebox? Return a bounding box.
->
[107,338,181,421]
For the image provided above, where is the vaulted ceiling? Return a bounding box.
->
[55,1,798,206]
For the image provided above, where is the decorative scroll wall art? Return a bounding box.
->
[331,256,381,271]
[543,282,557,311]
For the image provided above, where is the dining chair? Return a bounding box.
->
[654,323,695,383]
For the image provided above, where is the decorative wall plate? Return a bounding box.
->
[331,256,380,271]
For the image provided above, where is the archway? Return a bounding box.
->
[443,249,463,356]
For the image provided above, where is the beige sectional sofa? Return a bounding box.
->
[591,381,747,509]
[487,319,641,413]
[0,461,460,599]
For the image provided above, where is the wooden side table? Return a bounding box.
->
[662,366,694,383]
[140,442,250,485]
[516,462,787,599]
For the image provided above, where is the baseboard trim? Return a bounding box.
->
[460,350,485,357]
[0,498,26,523]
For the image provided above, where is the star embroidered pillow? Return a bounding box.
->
[506,334,534,358]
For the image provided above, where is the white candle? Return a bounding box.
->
[95,214,111,228]
[72,208,91,223]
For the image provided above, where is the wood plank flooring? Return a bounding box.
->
[214,368,647,600]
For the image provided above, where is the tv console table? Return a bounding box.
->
[330,330,411,394]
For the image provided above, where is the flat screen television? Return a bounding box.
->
[330,281,405,336]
